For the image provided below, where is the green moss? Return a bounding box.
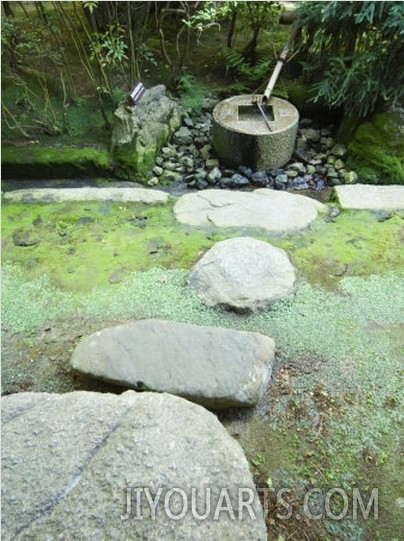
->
[1,200,218,291]
[2,199,403,293]
[112,135,167,181]
[273,210,404,288]
[1,144,111,179]
[346,110,404,184]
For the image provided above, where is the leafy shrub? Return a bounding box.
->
[297,1,404,118]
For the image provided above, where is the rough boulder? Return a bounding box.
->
[1,391,267,540]
[189,237,296,312]
[71,319,275,408]
[112,85,181,180]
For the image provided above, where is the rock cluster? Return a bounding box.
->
[148,102,358,191]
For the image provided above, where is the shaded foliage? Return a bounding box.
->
[297,1,404,118]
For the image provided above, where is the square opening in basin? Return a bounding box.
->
[238,104,275,122]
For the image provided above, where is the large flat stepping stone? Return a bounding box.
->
[189,237,296,313]
[3,187,169,204]
[334,184,404,210]
[2,391,267,540]
[174,188,326,233]
[71,319,274,408]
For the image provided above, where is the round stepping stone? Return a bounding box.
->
[189,236,296,312]
[174,188,326,233]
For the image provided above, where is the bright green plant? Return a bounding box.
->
[89,23,128,100]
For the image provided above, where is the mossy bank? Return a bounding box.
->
[1,144,111,179]
[346,108,404,185]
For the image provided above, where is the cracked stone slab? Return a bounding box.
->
[71,319,274,408]
[2,187,169,204]
[334,184,404,210]
[174,188,326,233]
[1,391,267,541]
[189,237,296,312]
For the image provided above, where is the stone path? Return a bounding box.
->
[189,237,296,313]
[174,188,327,233]
[2,187,169,204]
[334,184,404,210]
[2,391,267,540]
[71,319,275,408]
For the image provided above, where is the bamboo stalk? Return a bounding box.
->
[263,25,299,103]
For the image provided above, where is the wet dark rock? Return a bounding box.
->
[227,173,250,188]
[321,127,333,137]
[237,165,253,179]
[172,126,193,146]
[269,168,285,178]
[194,168,207,181]
[289,176,309,190]
[195,179,209,190]
[183,117,194,128]
[330,144,348,158]
[326,167,339,179]
[315,165,327,175]
[343,171,358,184]
[293,148,313,164]
[251,171,269,187]
[300,118,313,127]
[184,173,195,184]
[334,159,345,170]
[207,167,222,184]
[275,174,288,188]
[288,162,306,174]
[300,128,321,143]
[150,111,357,195]
[315,178,326,191]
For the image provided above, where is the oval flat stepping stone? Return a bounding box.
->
[3,187,169,204]
[334,184,404,210]
[189,237,296,313]
[174,188,326,233]
[71,319,275,408]
[2,391,267,540]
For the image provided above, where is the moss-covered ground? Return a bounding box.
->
[2,195,403,540]
[346,110,404,185]
[2,198,403,292]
